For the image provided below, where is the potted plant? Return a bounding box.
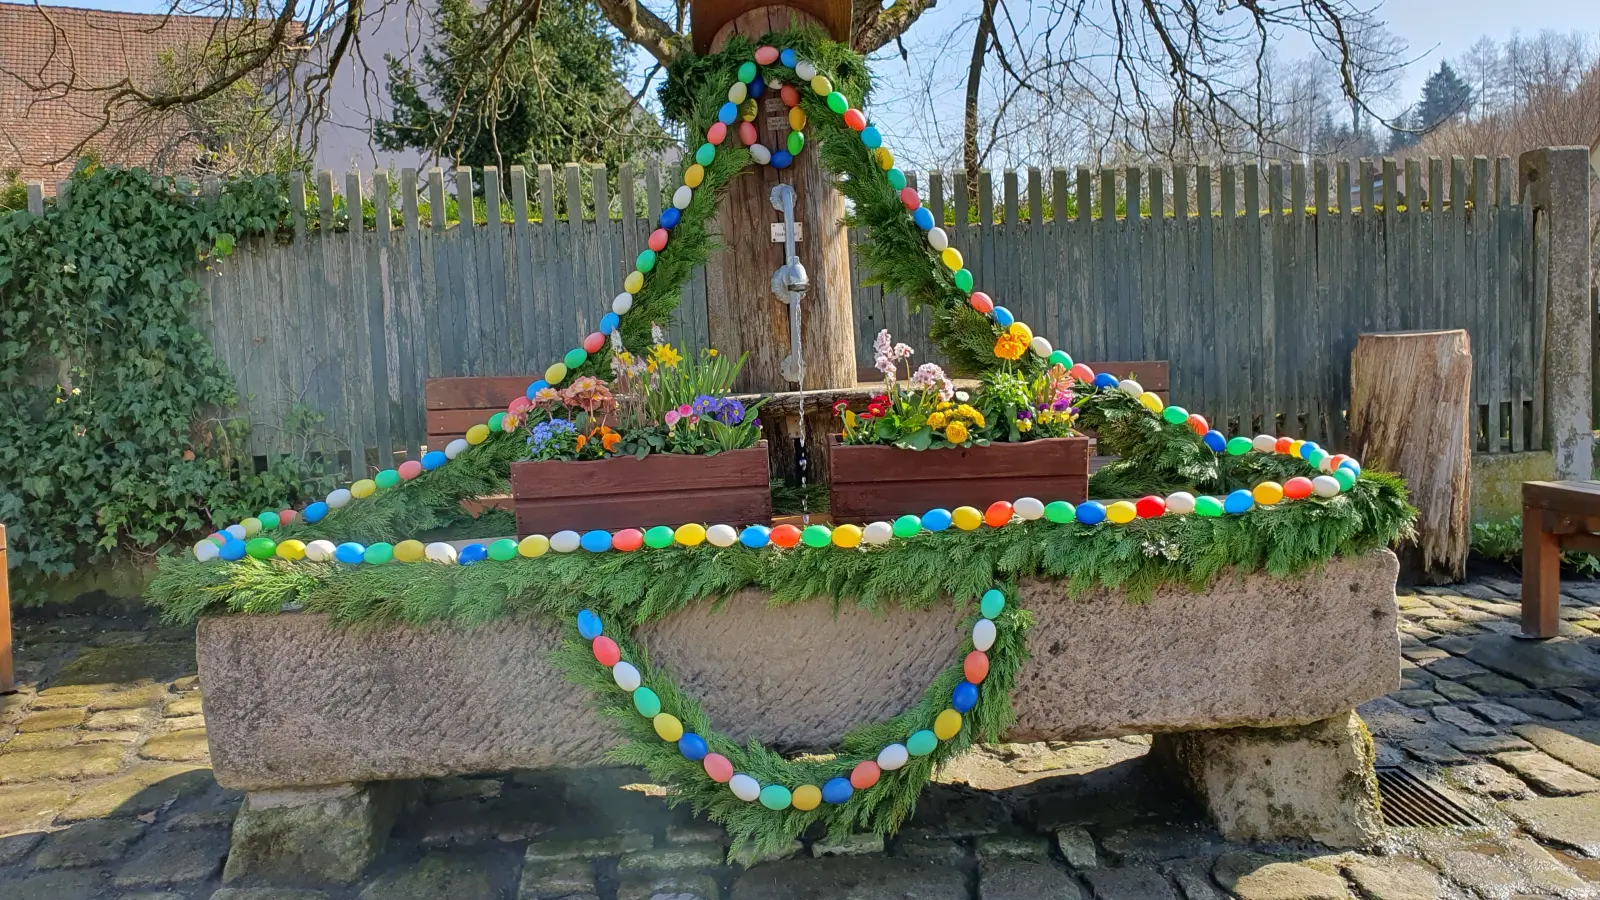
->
[826,329,1089,522]
[509,331,771,535]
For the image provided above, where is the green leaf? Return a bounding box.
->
[906,426,932,451]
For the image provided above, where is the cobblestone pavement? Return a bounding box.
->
[3,570,1599,899]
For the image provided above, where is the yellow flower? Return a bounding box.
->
[616,351,634,366]
[650,343,683,368]
[707,348,719,357]
[993,333,1028,361]
[937,401,953,411]
[927,412,947,429]
[971,411,986,427]
[945,421,968,443]
[1018,419,1033,432]
[845,410,857,428]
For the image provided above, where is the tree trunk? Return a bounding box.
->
[1347,329,1473,583]
[704,7,858,485]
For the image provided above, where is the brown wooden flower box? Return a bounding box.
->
[825,436,1090,523]
[510,442,772,536]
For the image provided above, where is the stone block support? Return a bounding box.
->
[1150,710,1382,849]
[221,782,407,885]
[1519,147,1594,480]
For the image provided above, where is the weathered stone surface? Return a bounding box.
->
[0,831,44,867]
[1514,722,1600,777]
[422,775,503,804]
[1081,866,1178,899]
[617,843,724,873]
[1390,690,1447,707]
[729,858,967,900]
[355,852,499,900]
[1413,832,1590,899]
[57,764,213,821]
[1465,635,1600,689]
[138,727,209,762]
[1164,860,1226,900]
[518,858,596,899]
[1491,750,1600,795]
[1444,763,1534,800]
[0,868,108,900]
[1095,821,1225,864]
[80,729,143,745]
[209,890,333,900]
[112,829,228,887]
[1422,657,1491,680]
[891,832,967,867]
[1503,697,1584,720]
[85,708,157,731]
[524,833,653,862]
[978,860,1084,899]
[1152,711,1380,848]
[1,783,73,834]
[223,783,402,885]
[1470,702,1534,726]
[618,872,720,900]
[90,684,173,712]
[1432,706,1497,736]
[1447,733,1532,754]
[53,643,196,687]
[165,694,205,717]
[195,552,1399,789]
[1341,856,1447,900]
[3,730,77,751]
[1502,794,1600,857]
[1462,673,1534,697]
[16,707,87,732]
[35,819,146,868]
[1211,853,1348,900]
[813,834,885,858]
[1055,826,1098,869]
[1432,681,1482,703]
[0,744,124,784]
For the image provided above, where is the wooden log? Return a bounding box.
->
[1348,329,1472,582]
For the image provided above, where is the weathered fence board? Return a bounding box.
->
[159,157,1545,477]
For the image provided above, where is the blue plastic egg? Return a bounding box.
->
[1202,430,1228,452]
[912,207,934,230]
[580,530,613,553]
[952,681,979,713]
[301,501,328,524]
[821,777,853,804]
[334,542,366,564]
[718,101,738,125]
[748,77,764,99]
[577,609,603,640]
[739,525,771,549]
[1340,460,1361,475]
[861,126,882,149]
[219,539,247,561]
[526,379,549,399]
[678,732,709,761]
[1093,372,1120,390]
[780,48,797,68]
[421,451,447,471]
[458,543,488,564]
[921,508,952,531]
[660,207,681,229]
[599,312,620,335]
[1076,501,1107,525]
[1223,490,1256,514]
[993,306,1014,327]
[772,150,793,170]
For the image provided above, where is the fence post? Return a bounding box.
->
[1519,147,1594,480]
[1,524,13,694]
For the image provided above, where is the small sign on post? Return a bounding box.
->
[769,222,802,243]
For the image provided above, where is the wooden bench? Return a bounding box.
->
[1521,480,1600,638]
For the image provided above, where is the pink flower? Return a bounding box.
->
[677,404,693,416]
[664,410,681,426]
[910,363,953,401]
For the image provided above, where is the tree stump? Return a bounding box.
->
[1348,330,1472,583]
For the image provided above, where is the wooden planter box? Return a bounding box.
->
[826,436,1090,523]
[510,442,772,536]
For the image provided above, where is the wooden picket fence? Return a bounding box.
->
[22,156,1547,477]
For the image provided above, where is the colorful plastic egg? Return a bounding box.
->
[1225,436,1253,456]
[801,524,832,547]
[257,511,280,530]
[740,525,771,548]
[364,543,394,565]
[984,501,1013,528]
[952,681,979,713]
[779,83,800,107]
[1203,430,1227,452]
[580,530,612,553]
[1187,414,1210,436]
[1283,476,1314,500]
[738,121,758,145]
[1165,492,1196,515]
[1161,405,1189,425]
[1043,500,1076,524]
[612,529,643,552]
[794,59,817,80]
[612,661,641,691]
[422,541,456,563]
[644,526,675,549]
[466,423,491,445]
[302,501,329,523]
[877,743,909,771]
[861,125,882,148]
[219,539,247,561]
[694,144,715,166]
[1076,501,1107,525]
[792,784,821,811]
[843,108,866,130]
[1194,496,1225,518]
[990,304,1010,324]
[1223,490,1256,514]
[750,144,772,165]
[862,521,894,545]
[941,247,963,270]
[759,784,792,810]
[457,543,488,564]
[654,713,684,742]
[420,451,447,472]
[1105,501,1137,524]
[952,506,983,531]
[912,207,934,231]
[1092,372,1119,390]
[934,709,963,741]
[241,517,262,536]
[706,524,738,547]
[886,168,907,190]
[1275,436,1294,454]
[969,291,994,314]
[303,540,336,561]
[770,524,802,548]
[194,540,220,562]
[670,523,705,547]
[788,106,807,131]
[334,542,366,564]
[900,186,921,210]
[1118,379,1143,396]
[755,45,779,65]
[906,730,937,757]
[821,777,853,804]
[1030,336,1053,358]
[671,186,692,211]
[246,537,276,560]
[445,438,470,460]
[1013,497,1044,520]
[550,530,582,553]
[482,538,514,560]
[832,523,862,548]
[729,774,761,802]
[921,508,952,531]
[850,761,880,790]
[1067,363,1095,383]
[1134,496,1165,518]
[679,732,709,761]
[390,539,423,563]
[1252,481,1284,505]
[772,150,794,169]
[277,539,307,561]
[704,753,734,783]
[964,651,990,683]
[980,589,1006,618]
[727,82,747,106]
[972,618,996,651]
[578,609,603,640]
[627,687,661,718]
[518,534,550,558]
[1312,475,1342,497]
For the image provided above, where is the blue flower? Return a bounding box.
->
[691,394,746,425]
[528,418,576,453]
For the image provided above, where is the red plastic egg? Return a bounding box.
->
[738,122,758,146]
[842,108,866,131]
[1283,477,1315,500]
[850,760,881,789]
[612,528,644,552]
[703,753,734,783]
[900,187,921,210]
[755,46,779,65]
[509,395,532,414]
[1134,495,1165,518]
[583,332,605,354]
[1274,437,1293,454]
[1327,454,1349,470]
[1187,414,1209,436]
[969,291,994,314]
[780,84,800,107]
[278,509,296,525]
[964,651,990,684]
[398,459,424,480]
[707,121,727,145]
[592,636,621,667]
[984,501,1013,528]
[1068,364,1095,383]
[770,524,802,548]
[648,228,669,252]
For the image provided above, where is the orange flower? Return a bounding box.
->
[602,431,622,452]
[993,333,1028,361]
[575,433,588,451]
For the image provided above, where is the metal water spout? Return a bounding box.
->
[769,184,808,384]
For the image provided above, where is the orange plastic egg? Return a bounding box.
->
[770,524,802,548]
[843,108,867,131]
[850,760,881,789]
[780,84,800,107]
[707,122,727,145]
[1283,476,1314,500]
[964,651,990,684]
[984,501,1013,528]
[1187,414,1209,436]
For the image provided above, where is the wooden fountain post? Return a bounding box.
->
[695,0,858,484]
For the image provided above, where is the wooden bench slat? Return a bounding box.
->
[425,376,532,410]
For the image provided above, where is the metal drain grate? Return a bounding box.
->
[1376,766,1483,828]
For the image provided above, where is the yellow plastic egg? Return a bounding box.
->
[875,147,894,170]
[1138,391,1164,413]
[810,74,832,95]
[727,81,747,104]
[1253,481,1285,505]
[544,362,567,385]
[394,539,425,562]
[1007,321,1033,342]
[1289,439,1305,458]
[350,478,377,498]
[518,534,549,558]
[674,523,707,547]
[1105,500,1138,524]
[653,713,684,742]
[831,523,863,548]
[952,506,983,531]
[788,107,807,131]
[791,784,822,811]
[465,423,491,445]
[623,271,644,293]
[933,708,963,740]
[941,247,963,270]
[684,164,705,188]
[276,539,306,560]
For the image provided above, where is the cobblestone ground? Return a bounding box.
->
[3,570,1599,900]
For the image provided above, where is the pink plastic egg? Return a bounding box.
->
[703,753,734,783]
[398,459,423,480]
[648,228,669,252]
[278,509,297,525]
[780,84,800,107]
[969,291,994,314]
[755,46,779,65]
[1067,363,1095,383]
[738,122,758,146]
[583,332,605,354]
[707,122,727,145]
[900,187,921,210]
[508,396,532,414]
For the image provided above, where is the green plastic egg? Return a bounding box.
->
[563,347,587,369]
[363,542,394,564]
[488,412,506,433]
[906,729,937,756]
[695,143,716,166]
[738,61,757,83]
[257,511,280,530]
[644,526,676,549]
[892,515,922,538]
[759,784,792,810]
[1225,436,1252,456]
[488,538,519,561]
[1161,405,1189,425]
[1306,448,1328,469]
[953,269,974,293]
[1195,496,1225,517]
[980,589,1006,618]
[886,168,907,191]
[825,91,848,114]
[245,537,276,559]
[1334,468,1357,490]
[636,248,657,273]
[633,686,662,717]
[787,131,805,155]
[1043,500,1076,523]
[374,469,401,489]
[801,525,832,548]
[1047,350,1073,369]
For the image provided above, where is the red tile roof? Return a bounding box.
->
[0,2,233,187]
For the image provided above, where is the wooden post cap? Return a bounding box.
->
[692,0,851,53]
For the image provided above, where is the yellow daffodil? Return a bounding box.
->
[650,343,683,368]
